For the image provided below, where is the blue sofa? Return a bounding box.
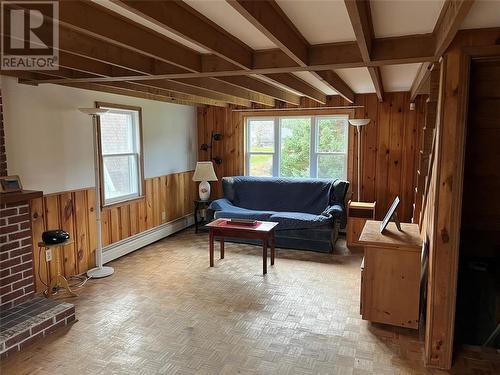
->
[209,176,349,253]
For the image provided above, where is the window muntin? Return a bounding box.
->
[246,115,348,179]
[98,105,143,206]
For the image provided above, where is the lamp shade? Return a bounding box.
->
[348,118,371,127]
[192,161,218,182]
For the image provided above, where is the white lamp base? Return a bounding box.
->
[199,180,211,200]
[87,266,114,279]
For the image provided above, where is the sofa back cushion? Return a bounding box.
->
[222,176,348,215]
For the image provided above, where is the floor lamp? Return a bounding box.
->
[78,108,115,278]
[348,119,371,202]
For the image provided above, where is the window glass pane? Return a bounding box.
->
[249,119,274,153]
[318,154,346,179]
[280,118,310,178]
[317,117,347,153]
[249,154,273,177]
[100,111,134,154]
[103,155,138,201]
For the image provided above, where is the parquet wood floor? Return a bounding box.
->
[1,229,499,374]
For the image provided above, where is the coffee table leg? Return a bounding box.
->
[270,233,275,266]
[263,240,267,275]
[220,237,225,259]
[209,230,214,267]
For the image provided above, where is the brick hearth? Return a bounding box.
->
[0,296,75,359]
[0,194,76,359]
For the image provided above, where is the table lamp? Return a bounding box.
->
[193,161,218,200]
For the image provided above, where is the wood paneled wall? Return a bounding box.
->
[421,29,500,369]
[197,92,426,222]
[31,171,197,292]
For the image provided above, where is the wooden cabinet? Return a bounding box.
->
[359,220,422,329]
[347,201,376,249]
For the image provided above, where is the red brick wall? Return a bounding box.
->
[0,202,35,310]
[0,90,6,176]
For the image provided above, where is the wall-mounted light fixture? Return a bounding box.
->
[200,131,223,165]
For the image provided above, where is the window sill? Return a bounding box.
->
[102,195,145,209]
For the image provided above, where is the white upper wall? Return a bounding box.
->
[2,76,198,194]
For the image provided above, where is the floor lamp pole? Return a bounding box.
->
[79,108,114,278]
[357,125,362,202]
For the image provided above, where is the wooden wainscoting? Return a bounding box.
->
[31,171,197,292]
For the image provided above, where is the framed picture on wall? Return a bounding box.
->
[0,175,23,193]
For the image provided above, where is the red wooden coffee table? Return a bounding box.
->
[205,219,278,274]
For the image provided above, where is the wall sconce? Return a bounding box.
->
[200,131,223,165]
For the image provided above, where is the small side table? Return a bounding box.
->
[38,240,78,298]
[347,201,376,250]
[194,199,213,233]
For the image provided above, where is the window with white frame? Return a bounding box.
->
[97,104,144,206]
[246,115,348,179]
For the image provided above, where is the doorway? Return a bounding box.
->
[455,58,500,348]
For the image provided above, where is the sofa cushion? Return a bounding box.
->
[211,199,275,221]
[223,176,334,215]
[269,211,332,230]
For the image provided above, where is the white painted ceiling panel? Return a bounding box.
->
[93,0,210,53]
[276,0,356,44]
[461,0,500,30]
[334,68,375,94]
[370,0,445,38]
[293,71,338,95]
[380,63,422,92]
[183,0,276,50]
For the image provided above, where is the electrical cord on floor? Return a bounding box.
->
[38,245,49,288]
[38,245,90,295]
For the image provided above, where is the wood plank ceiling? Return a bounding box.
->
[1,0,476,107]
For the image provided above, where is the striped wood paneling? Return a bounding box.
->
[31,171,197,292]
[197,92,426,222]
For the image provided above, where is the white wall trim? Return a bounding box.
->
[102,214,194,264]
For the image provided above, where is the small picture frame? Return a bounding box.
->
[380,196,401,233]
[0,175,23,193]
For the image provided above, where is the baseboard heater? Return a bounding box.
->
[102,214,195,264]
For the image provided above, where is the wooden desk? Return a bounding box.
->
[358,220,422,329]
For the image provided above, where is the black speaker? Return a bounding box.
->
[42,230,70,245]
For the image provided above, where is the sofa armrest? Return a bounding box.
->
[209,198,235,211]
[322,203,347,227]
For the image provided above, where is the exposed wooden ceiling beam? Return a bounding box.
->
[410,62,433,102]
[344,0,384,102]
[59,1,201,72]
[115,0,253,70]
[174,77,274,107]
[433,0,475,58]
[113,0,298,106]
[6,70,226,107]
[265,74,326,104]
[409,0,473,101]
[5,1,260,107]
[228,0,308,67]
[219,76,301,106]
[312,71,355,103]
[69,82,227,107]
[21,22,436,80]
[227,0,353,103]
